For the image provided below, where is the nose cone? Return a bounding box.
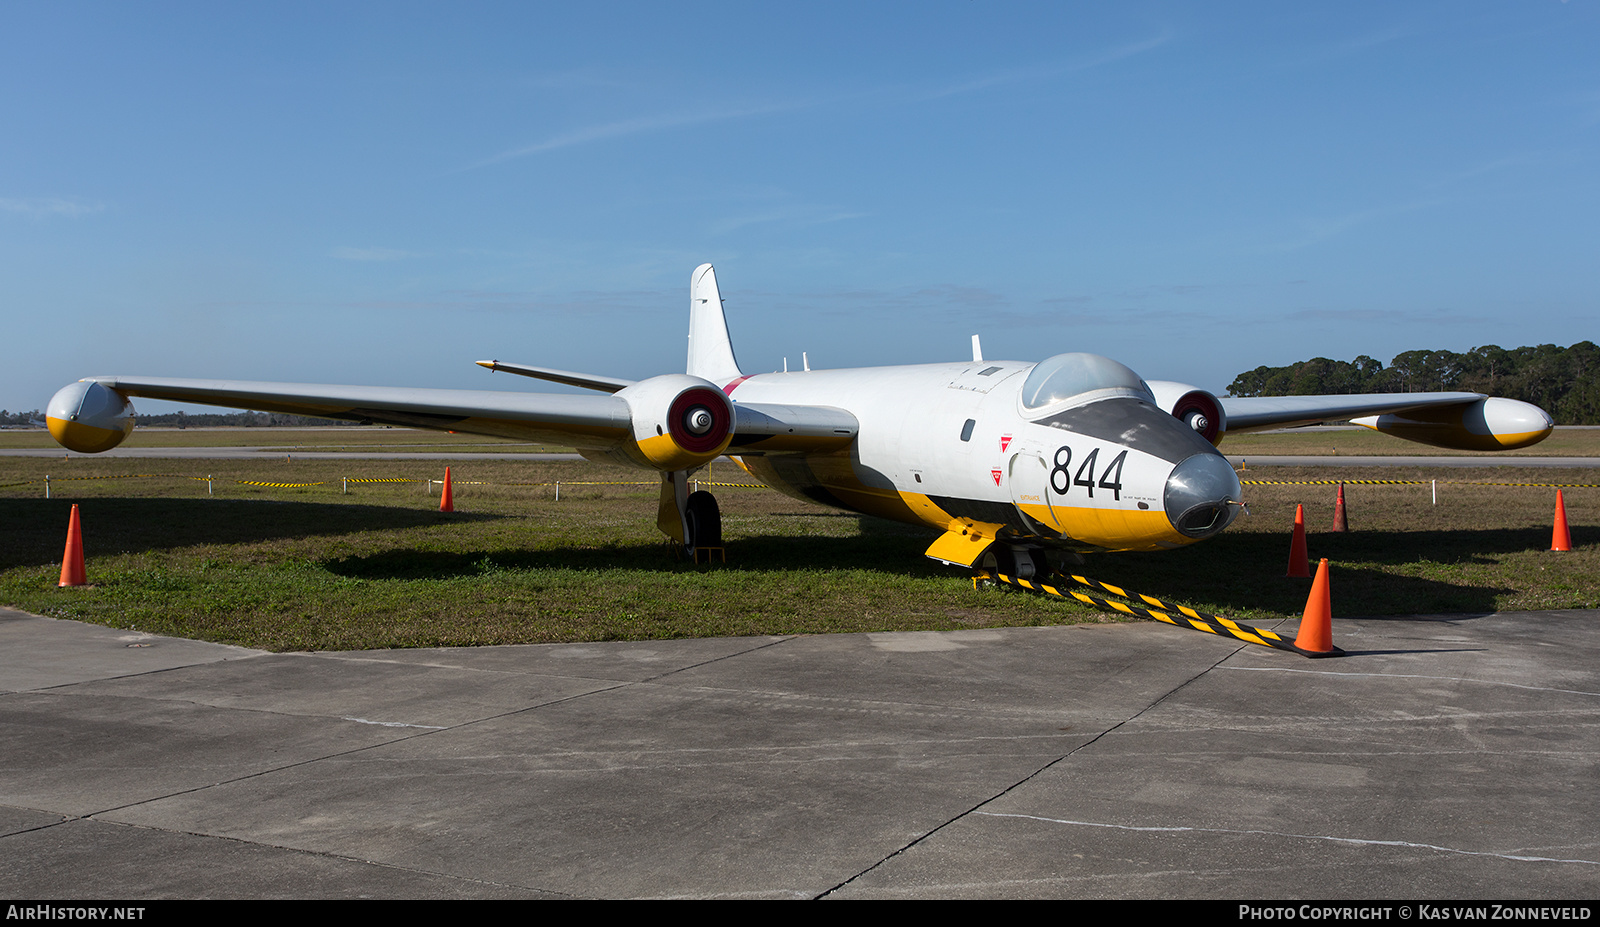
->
[1164,453,1242,539]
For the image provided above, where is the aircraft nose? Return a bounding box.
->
[1164,452,1243,539]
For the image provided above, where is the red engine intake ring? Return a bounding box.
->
[1172,391,1224,445]
[667,387,732,454]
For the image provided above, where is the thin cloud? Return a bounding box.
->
[1041,280,1258,307]
[331,246,424,262]
[1271,197,1446,251]
[796,283,1011,315]
[1014,301,1212,329]
[1285,307,1492,326]
[1115,282,1234,299]
[1425,152,1554,189]
[337,287,669,316]
[1066,30,1175,72]
[1340,24,1417,52]
[467,30,1171,171]
[1285,22,1426,68]
[0,197,104,217]
[915,29,1173,102]
[707,206,870,237]
[1575,87,1600,127]
[466,102,804,170]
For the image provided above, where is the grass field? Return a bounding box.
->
[1,438,1594,652]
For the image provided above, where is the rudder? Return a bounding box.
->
[687,264,744,385]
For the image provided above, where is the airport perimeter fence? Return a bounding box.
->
[1,472,771,500]
[3,469,1598,504]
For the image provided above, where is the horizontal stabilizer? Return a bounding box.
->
[476,360,635,393]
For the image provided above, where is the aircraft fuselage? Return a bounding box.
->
[720,357,1241,558]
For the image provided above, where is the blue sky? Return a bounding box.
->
[3,1,1597,414]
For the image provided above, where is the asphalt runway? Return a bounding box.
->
[3,605,1597,899]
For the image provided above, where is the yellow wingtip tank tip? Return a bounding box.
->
[47,416,132,454]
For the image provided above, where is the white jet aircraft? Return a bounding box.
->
[46,264,1554,576]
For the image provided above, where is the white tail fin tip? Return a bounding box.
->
[687,264,744,384]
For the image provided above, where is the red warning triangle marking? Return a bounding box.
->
[999,435,1012,452]
[991,469,1003,486]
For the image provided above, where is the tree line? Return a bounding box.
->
[1226,342,1600,424]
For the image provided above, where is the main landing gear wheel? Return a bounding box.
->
[993,545,1048,581]
[685,490,722,550]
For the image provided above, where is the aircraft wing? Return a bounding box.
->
[52,374,860,460]
[78,375,634,446]
[1219,391,1553,450]
[1220,392,1486,432]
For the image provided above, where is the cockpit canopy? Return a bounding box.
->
[1020,353,1155,412]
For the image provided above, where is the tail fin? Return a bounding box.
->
[687,264,744,384]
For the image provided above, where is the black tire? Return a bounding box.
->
[685,491,722,549]
[994,545,1048,580]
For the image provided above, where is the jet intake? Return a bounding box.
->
[46,380,135,453]
[1349,397,1553,451]
[1146,381,1227,446]
[616,374,735,471]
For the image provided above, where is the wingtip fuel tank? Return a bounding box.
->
[46,380,135,453]
[1349,397,1553,451]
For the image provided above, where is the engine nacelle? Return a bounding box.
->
[614,374,734,471]
[1145,380,1226,446]
[1350,397,1552,451]
[47,380,135,453]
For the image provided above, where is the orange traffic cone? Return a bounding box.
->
[439,467,455,513]
[1287,503,1310,577]
[1331,482,1349,533]
[1551,489,1572,552]
[58,504,86,587]
[1293,558,1341,657]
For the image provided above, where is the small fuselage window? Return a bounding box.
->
[960,418,976,442]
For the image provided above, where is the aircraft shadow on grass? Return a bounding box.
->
[321,528,949,581]
[5,498,1555,620]
[320,523,1551,621]
[0,498,495,569]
